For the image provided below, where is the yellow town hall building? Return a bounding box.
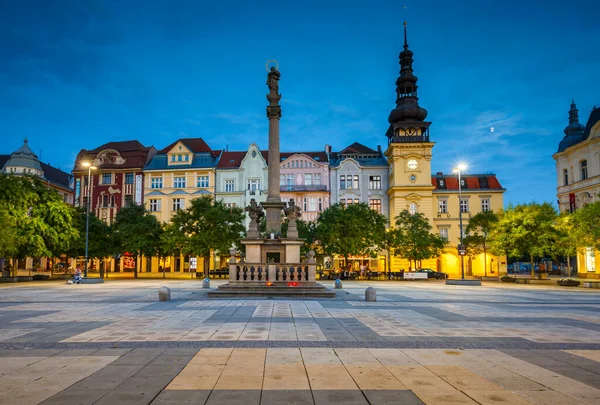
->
[384,23,506,277]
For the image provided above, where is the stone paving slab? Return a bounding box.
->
[1,281,600,404]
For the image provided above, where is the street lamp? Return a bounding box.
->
[452,163,467,280]
[82,162,97,278]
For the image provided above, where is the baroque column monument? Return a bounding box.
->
[210,62,334,297]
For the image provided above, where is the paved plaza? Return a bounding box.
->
[0,280,599,404]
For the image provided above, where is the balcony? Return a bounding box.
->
[280,185,328,192]
[388,135,430,144]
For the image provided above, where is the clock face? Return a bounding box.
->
[407,159,418,170]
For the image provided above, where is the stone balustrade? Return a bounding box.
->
[228,249,317,283]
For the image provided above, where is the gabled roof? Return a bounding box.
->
[339,142,378,155]
[329,142,387,168]
[90,140,150,153]
[280,151,329,163]
[144,153,218,171]
[217,151,249,168]
[158,138,212,154]
[431,173,505,191]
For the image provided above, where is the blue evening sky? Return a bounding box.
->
[1,0,599,205]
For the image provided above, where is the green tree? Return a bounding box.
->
[464,211,498,277]
[112,204,163,278]
[66,208,112,266]
[0,174,79,266]
[553,212,578,277]
[165,197,245,276]
[489,203,557,277]
[572,201,600,250]
[314,203,387,269]
[388,210,446,271]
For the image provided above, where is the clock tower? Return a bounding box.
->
[385,21,435,227]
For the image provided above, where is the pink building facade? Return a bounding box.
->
[279,152,330,222]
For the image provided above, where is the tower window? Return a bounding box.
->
[580,160,588,180]
[563,169,569,186]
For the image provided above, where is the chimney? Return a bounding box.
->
[436,172,443,175]
[325,144,331,154]
[377,145,382,153]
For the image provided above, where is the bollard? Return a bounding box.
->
[365,287,376,302]
[158,286,171,301]
[202,277,211,289]
[334,279,343,289]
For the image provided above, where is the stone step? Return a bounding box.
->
[208,290,336,298]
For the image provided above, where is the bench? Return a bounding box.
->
[582,281,600,289]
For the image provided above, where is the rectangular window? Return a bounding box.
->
[340,175,346,189]
[172,198,184,211]
[173,176,186,188]
[83,176,89,187]
[124,195,134,207]
[347,198,360,205]
[280,175,285,186]
[581,160,588,180]
[151,177,163,189]
[184,154,189,162]
[171,155,175,162]
[82,196,90,209]
[314,173,321,185]
[318,197,323,212]
[225,202,237,208]
[197,175,209,188]
[102,194,109,207]
[286,174,293,190]
[563,169,569,186]
[102,173,112,185]
[438,199,448,213]
[305,174,312,186]
[225,180,235,192]
[460,198,469,213]
[303,197,307,212]
[481,198,490,212]
[247,179,260,194]
[149,199,161,212]
[125,172,134,185]
[369,175,381,190]
[353,175,360,189]
[369,199,382,213]
[309,198,316,211]
[440,228,449,241]
[177,155,182,162]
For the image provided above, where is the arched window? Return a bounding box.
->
[580,160,588,180]
[409,202,417,215]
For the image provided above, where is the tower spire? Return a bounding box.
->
[403,6,408,49]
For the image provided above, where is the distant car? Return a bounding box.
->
[416,268,448,280]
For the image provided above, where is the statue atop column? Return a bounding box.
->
[245,198,264,239]
[284,198,302,239]
[266,63,282,118]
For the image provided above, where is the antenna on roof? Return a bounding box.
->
[226,144,229,152]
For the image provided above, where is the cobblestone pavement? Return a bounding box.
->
[0,280,599,404]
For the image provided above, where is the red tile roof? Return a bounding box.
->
[217,152,248,168]
[158,138,212,154]
[431,174,504,190]
[74,140,155,171]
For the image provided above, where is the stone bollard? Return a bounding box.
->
[365,287,376,302]
[158,286,171,302]
[202,277,211,289]
[334,279,343,289]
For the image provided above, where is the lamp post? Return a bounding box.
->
[452,163,467,280]
[82,162,97,278]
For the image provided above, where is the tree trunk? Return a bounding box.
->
[530,254,535,279]
[204,255,210,279]
[134,252,139,279]
[567,255,571,277]
[483,245,487,277]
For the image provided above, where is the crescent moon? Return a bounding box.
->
[266,59,279,71]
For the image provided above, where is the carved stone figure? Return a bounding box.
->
[266,66,280,96]
[245,198,264,239]
[284,199,302,239]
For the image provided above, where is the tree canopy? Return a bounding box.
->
[571,201,600,250]
[388,210,446,270]
[164,197,245,275]
[314,203,387,267]
[112,204,163,277]
[0,174,78,261]
[66,208,112,261]
[464,210,498,276]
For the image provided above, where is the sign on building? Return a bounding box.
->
[135,174,143,205]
